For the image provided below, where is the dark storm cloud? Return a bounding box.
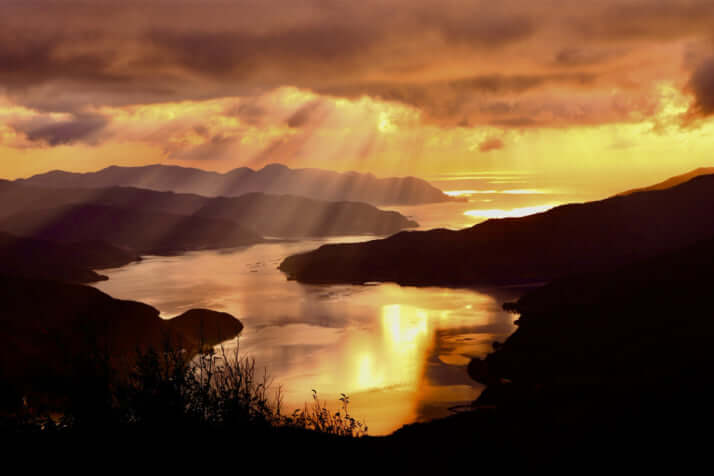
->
[584,0,714,40]
[686,58,714,118]
[0,1,542,107]
[322,72,597,102]
[0,27,183,113]
[449,72,597,93]
[423,11,536,47]
[0,33,119,86]
[319,72,598,124]
[0,0,712,128]
[12,114,109,146]
[144,25,382,77]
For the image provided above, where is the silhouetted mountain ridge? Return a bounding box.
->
[280,174,714,285]
[0,180,418,238]
[618,167,714,195]
[18,163,453,205]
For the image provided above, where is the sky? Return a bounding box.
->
[1,0,714,195]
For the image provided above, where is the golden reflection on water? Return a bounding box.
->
[95,237,521,435]
[352,305,429,393]
[445,189,552,197]
[329,293,515,434]
[87,179,598,434]
[383,188,580,230]
[464,203,561,219]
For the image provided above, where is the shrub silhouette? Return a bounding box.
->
[285,390,367,437]
[5,341,367,438]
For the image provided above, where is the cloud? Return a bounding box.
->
[170,133,239,161]
[685,57,714,118]
[491,117,537,128]
[554,48,622,67]
[0,0,712,130]
[576,0,714,41]
[478,137,505,152]
[224,101,269,126]
[11,113,109,146]
[286,101,325,128]
[422,10,536,47]
[0,33,121,88]
[320,72,602,125]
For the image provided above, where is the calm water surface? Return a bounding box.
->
[94,189,578,434]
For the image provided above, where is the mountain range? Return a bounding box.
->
[280,171,714,286]
[17,163,453,206]
[6,163,714,461]
[0,181,417,254]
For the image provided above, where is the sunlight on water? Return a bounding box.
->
[384,180,584,230]
[464,203,561,219]
[445,189,552,197]
[95,237,521,435]
[92,184,594,434]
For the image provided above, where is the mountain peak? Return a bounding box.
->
[261,163,289,170]
[17,163,451,205]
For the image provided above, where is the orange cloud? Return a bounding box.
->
[1,1,714,192]
[0,0,710,128]
[478,138,504,152]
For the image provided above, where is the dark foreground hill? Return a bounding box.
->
[10,234,714,471]
[17,163,453,205]
[7,240,714,470]
[0,274,242,412]
[280,174,714,286]
[364,234,714,470]
[0,232,138,283]
[0,180,417,238]
[431,234,714,469]
[475,235,714,387]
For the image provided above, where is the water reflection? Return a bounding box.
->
[90,177,599,433]
[384,189,585,230]
[95,239,520,435]
[464,203,562,219]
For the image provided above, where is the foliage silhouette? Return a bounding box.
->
[3,341,367,439]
